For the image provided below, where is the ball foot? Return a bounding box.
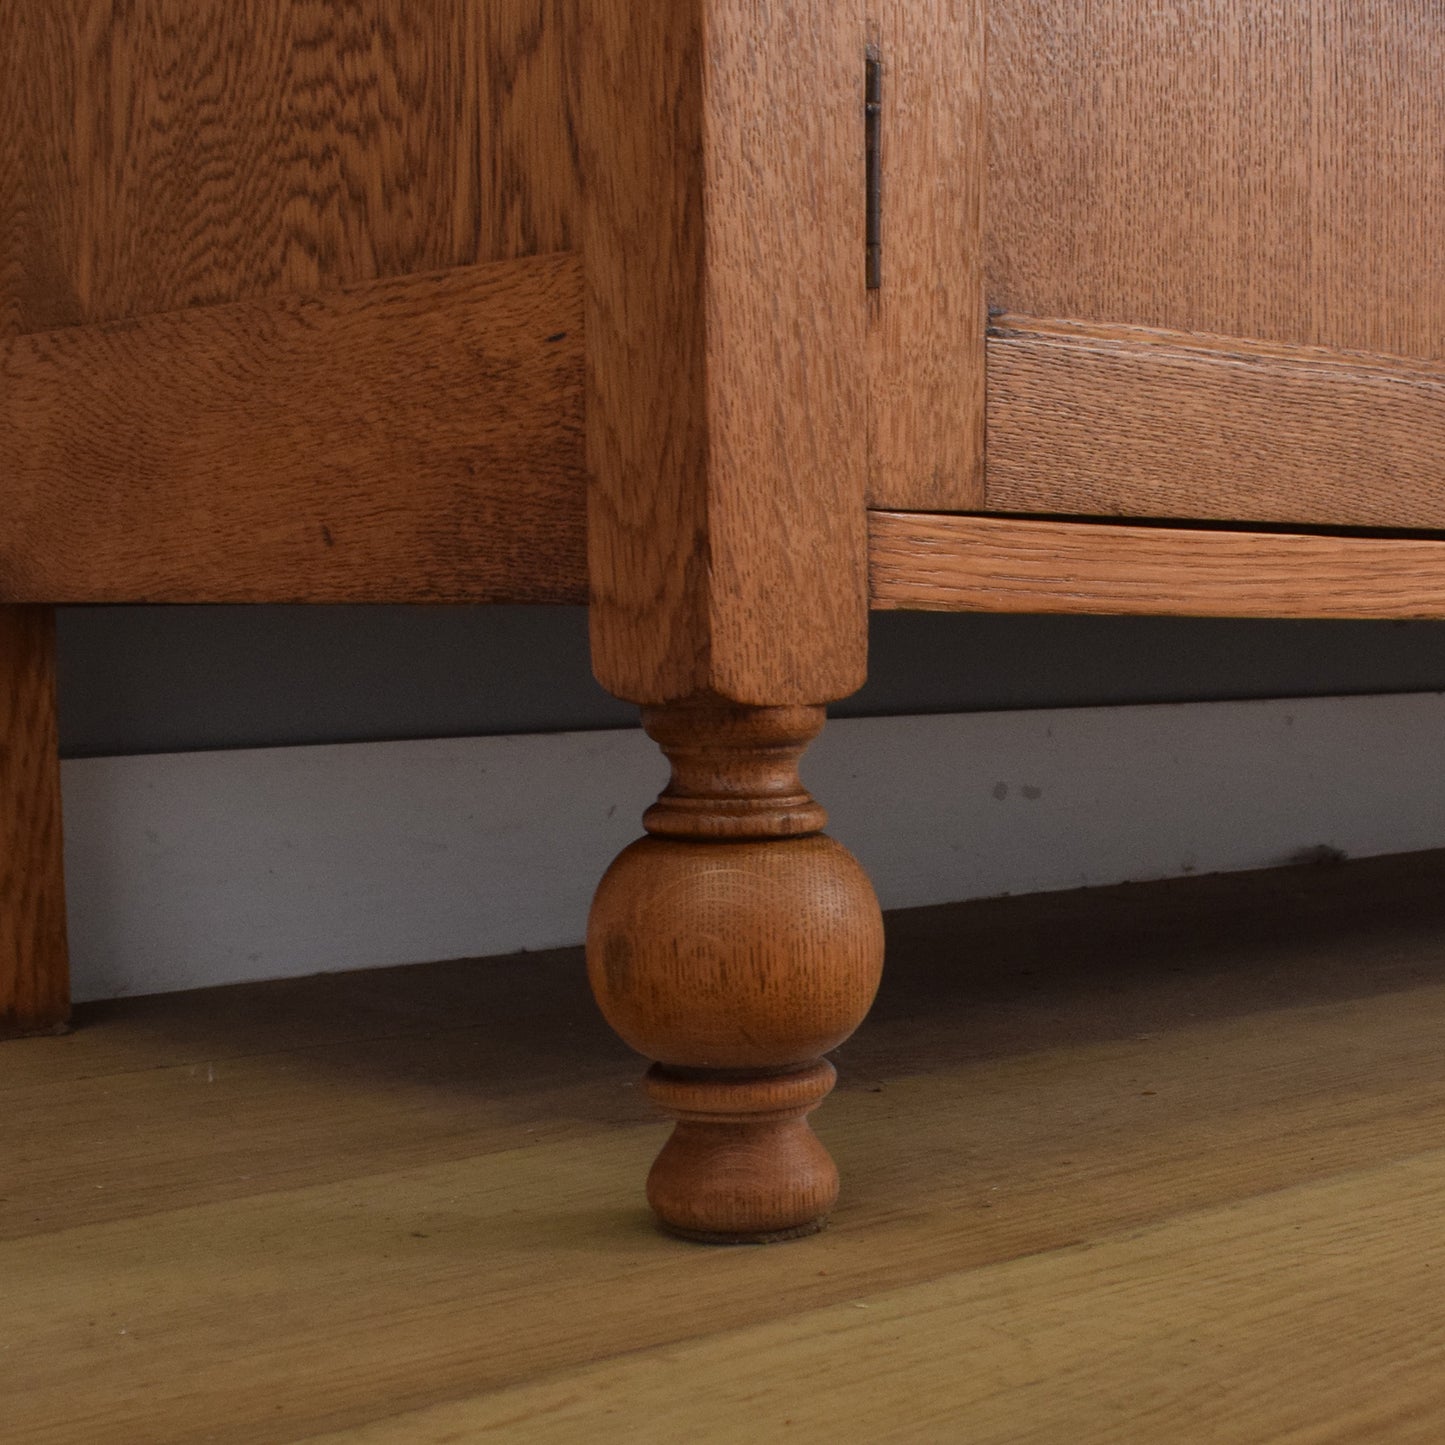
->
[644,1062,839,1241]
[586,702,883,1243]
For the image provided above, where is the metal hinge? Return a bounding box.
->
[865,46,882,290]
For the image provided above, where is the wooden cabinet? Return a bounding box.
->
[981,0,1445,531]
[871,0,1445,528]
[5,1,1445,1241]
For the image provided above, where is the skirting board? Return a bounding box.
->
[61,693,1445,1002]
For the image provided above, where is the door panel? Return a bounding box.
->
[981,0,1445,528]
[871,1,1445,526]
[987,0,1445,360]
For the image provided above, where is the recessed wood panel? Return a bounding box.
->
[984,317,1445,530]
[987,1,1445,361]
[0,257,587,604]
[870,512,1445,621]
[2,0,579,334]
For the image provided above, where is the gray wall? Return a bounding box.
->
[54,607,1445,757]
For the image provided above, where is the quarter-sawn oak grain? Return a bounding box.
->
[4,1,580,334]
[0,257,586,604]
[985,317,1445,529]
[0,2,586,1023]
[987,0,1445,361]
[892,0,1445,520]
[581,0,869,706]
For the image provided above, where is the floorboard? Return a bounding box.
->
[5,851,1445,1442]
[302,1152,1445,1444]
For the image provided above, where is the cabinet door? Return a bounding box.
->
[871,1,1445,530]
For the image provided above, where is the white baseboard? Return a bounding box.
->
[61,693,1445,1002]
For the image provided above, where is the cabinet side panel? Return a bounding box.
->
[584,0,869,706]
[2,1,585,604]
[986,0,1445,360]
[867,0,986,511]
[0,260,587,604]
[4,0,579,333]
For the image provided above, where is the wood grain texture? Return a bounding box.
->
[0,256,586,604]
[984,317,1445,529]
[310,1156,1445,1443]
[0,0,27,340]
[588,703,883,1241]
[3,0,579,334]
[474,1,579,262]
[987,0,1445,360]
[0,607,69,1037]
[866,0,985,510]
[581,0,869,706]
[869,512,1445,620]
[10,851,1445,1440]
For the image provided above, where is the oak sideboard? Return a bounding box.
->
[4,2,1445,1243]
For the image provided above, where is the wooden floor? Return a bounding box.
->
[7,852,1445,1442]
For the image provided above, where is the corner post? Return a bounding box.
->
[580,1,875,1239]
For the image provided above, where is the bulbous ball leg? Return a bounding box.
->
[587,702,884,1242]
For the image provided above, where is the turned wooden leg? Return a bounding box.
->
[588,702,883,1242]
[0,605,70,1037]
